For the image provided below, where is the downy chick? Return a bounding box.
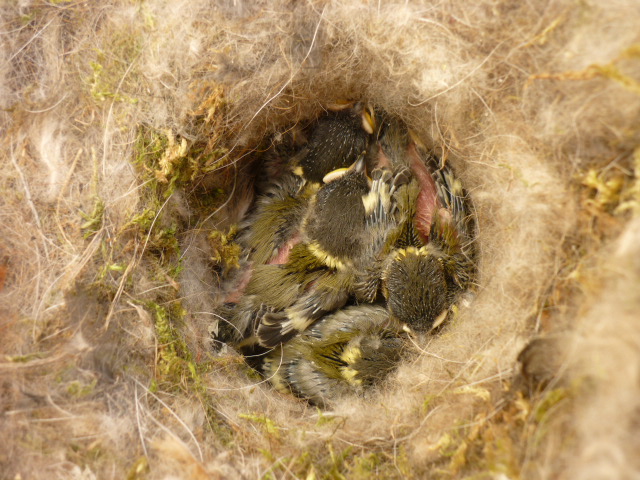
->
[257,157,403,347]
[262,304,409,408]
[214,134,314,346]
[291,102,376,184]
[238,173,316,266]
[363,116,477,332]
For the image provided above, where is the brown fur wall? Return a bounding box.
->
[1,1,639,478]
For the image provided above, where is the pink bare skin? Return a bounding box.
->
[223,232,301,303]
[223,266,253,303]
[376,142,440,243]
[268,232,301,265]
[406,143,439,242]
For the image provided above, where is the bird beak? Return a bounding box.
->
[322,154,366,184]
[408,129,426,150]
[430,309,448,331]
[351,154,366,174]
[322,168,349,184]
[361,105,376,134]
[326,100,355,111]
[402,324,416,336]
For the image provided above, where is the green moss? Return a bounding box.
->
[75,45,240,456]
[345,453,383,478]
[314,408,338,427]
[529,42,640,96]
[132,116,230,211]
[148,302,189,382]
[125,208,157,232]
[148,379,159,394]
[258,443,375,480]
[421,394,437,412]
[340,450,414,480]
[80,197,105,239]
[592,63,640,95]
[134,127,200,198]
[5,352,47,363]
[85,30,142,104]
[67,379,98,398]
[581,168,627,213]
[148,224,180,260]
[238,413,281,438]
[533,387,569,423]
[144,302,233,443]
[79,110,235,448]
[326,444,352,479]
[209,226,242,276]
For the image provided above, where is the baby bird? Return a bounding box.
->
[227,102,377,282]
[359,115,477,332]
[381,243,465,332]
[217,240,330,346]
[303,156,397,271]
[238,173,316,266]
[291,102,376,184]
[236,105,378,268]
[214,136,315,346]
[376,115,442,243]
[257,157,403,347]
[262,304,409,408]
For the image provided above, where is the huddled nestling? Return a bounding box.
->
[215,103,477,407]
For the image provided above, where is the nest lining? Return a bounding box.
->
[2,1,640,478]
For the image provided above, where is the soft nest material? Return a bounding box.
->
[1,1,639,478]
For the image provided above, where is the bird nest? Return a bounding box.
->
[2,1,640,479]
[210,104,479,408]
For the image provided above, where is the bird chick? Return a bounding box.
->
[262,304,409,408]
[233,105,378,272]
[291,102,376,184]
[376,115,442,244]
[394,174,476,332]
[358,115,477,331]
[381,166,476,332]
[257,158,403,347]
[214,137,317,347]
[238,173,317,266]
[382,244,460,332]
[217,241,329,345]
[302,156,396,270]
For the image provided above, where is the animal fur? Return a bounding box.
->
[1,1,639,478]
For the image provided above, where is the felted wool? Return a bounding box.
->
[1,1,639,478]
